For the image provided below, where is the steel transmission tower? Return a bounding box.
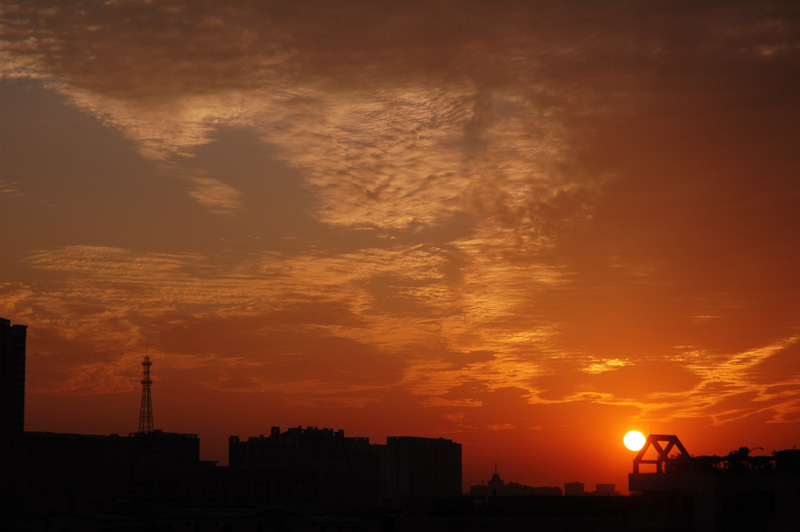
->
[138,355,154,433]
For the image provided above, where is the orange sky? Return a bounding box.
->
[2,1,800,492]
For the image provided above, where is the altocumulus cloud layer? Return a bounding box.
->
[2,0,800,480]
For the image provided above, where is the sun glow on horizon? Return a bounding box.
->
[623,430,646,451]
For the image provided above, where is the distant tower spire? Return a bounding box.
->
[138,355,154,433]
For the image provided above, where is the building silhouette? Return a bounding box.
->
[228,426,381,507]
[383,436,462,498]
[10,316,799,531]
[1,317,465,529]
[593,483,620,496]
[468,465,562,497]
[228,427,462,506]
[629,434,800,531]
[564,481,585,496]
[0,318,27,506]
[19,429,202,513]
[0,318,26,438]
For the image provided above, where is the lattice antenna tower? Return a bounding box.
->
[138,355,154,433]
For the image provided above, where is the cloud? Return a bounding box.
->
[15,244,464,395]
[183,175,242,216]
[25,245,201,278]
[4,1,800,458]
[0,0,589,225]
[0,179,23,197]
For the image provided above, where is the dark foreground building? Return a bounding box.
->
[19,430,202,513]
[468,465,563,497]
[228,426,382,507]
[13,317,799,531]
[629,434,800,531]
[228,427,462,506]
[1,317,464,529]
[0,318,27,514]
[0,318,26,456]
[383,436,462,498]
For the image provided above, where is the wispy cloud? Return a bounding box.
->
[0,179,23,198]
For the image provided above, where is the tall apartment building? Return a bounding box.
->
[0,318,27,499]
[229,426,381,506]
[229,428,463,505]
[383,436,462,498]
[0,318,27,439]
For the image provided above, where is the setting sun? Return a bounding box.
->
[624,431,646,451]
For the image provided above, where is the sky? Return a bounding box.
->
[2,1,800,492]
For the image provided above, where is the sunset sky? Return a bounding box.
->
[2,1,800,492]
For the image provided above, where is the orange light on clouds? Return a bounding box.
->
[623,431,645,451]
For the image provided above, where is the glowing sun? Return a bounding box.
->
[624,430,646,451]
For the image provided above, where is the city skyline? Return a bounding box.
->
[2,1,800,492]
[4,318,800,531]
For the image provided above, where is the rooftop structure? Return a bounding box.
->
[468,464,563,497]
[629,434,800,531]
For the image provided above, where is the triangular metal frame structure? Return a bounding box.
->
[633,434,690,474]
